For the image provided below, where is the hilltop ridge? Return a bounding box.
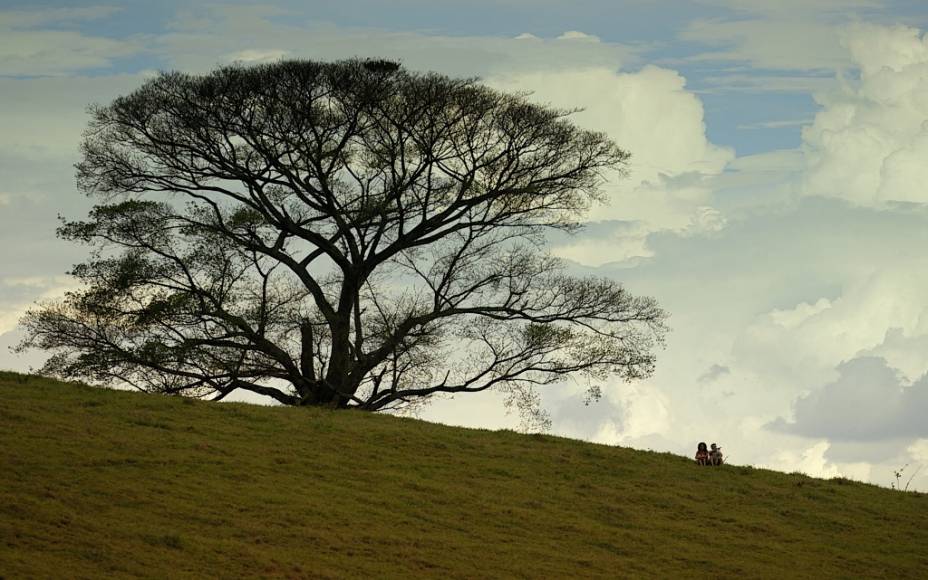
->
[1,371,926,578]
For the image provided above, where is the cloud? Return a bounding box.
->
[860,328,928,384]
[735,258,928,388]
[0,6,123,27]
[907,439,928,466]
[0,6,138,76]
[549,378,672,447]
[490,65,733,266]
[420,389,521,431]
[492,66,732,188]
[769,357,928,441]
[801,23,928,205]
[551,221,655,267]
[843,21,928,75]
[762,440,873,481]
[682,0,887,72]
[682,18,851,71]
[0,75,146,161]
[0,74,149,268]
[0,275,78,335]
[699,73,834,94]
[0,327,45,372]
[0,73,155,349]
[698,0,882,16]
[737,118,814,130]
[698,363,731,383]
[557,30,600,42]
[154,7,636,77]
[225,49,289,63]
[551,390,627,442]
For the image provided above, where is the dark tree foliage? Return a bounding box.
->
[18,59,667,422]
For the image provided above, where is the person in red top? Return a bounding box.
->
[695,442,709,465]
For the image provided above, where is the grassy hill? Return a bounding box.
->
[1,371,926,579]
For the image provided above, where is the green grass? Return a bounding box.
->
[1,370,926,579]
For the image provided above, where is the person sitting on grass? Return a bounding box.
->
[695,442,709,465]
[709,443,724,466]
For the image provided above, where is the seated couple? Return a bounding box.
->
[695,442,723,466]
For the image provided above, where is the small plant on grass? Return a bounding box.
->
[891,464,922,492]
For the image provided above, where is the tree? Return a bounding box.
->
[18,59,667,422]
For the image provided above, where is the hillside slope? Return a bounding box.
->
[1,371,926,579]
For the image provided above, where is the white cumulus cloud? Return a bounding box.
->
[736,262,928,387]
[490,65,734,266]
[802,23,928,205]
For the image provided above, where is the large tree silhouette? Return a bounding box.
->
[19,59,667,419]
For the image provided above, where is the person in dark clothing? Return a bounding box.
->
[695,442,709,465]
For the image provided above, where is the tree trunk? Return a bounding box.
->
[299,320,316,382]
[319,318,353,407]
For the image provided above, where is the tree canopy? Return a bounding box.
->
[19,59,667,424]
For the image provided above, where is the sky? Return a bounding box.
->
[2,0,928,490]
